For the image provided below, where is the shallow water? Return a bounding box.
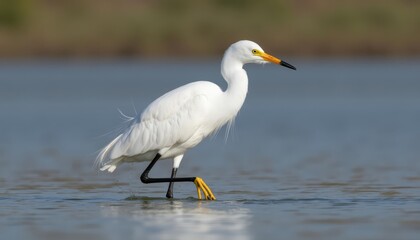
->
[1,59,420,240]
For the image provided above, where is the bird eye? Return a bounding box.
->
[252,49,258,54]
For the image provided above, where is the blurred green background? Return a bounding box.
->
[0,0,419,58]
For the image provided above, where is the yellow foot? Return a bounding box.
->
[194,177,216,200]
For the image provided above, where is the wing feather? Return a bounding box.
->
[97,81,222,169]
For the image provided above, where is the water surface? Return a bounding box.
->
[1,59,420,240]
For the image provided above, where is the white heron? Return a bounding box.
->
[96,40,296,200]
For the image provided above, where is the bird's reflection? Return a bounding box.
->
[101,199,251,240]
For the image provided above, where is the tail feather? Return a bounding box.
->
[96,109,140,173]
[95,134,124,172]
[99,161,120,173]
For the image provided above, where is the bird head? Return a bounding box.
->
[228,40,296,70]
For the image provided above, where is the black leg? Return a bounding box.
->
[166,168,178,198]
[140,153,195,184]
[140,153,215,200]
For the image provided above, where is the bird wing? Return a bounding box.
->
[97,81,222,166]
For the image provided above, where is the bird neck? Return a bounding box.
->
[220,53,249,110]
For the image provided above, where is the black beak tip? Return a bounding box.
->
[280,61,297,70]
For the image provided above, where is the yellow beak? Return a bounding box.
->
[260,52,296,70]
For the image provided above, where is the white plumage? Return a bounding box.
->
[97,40,295,184]
[98,81,225,172]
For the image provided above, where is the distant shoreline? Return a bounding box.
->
[1,0,419,58]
